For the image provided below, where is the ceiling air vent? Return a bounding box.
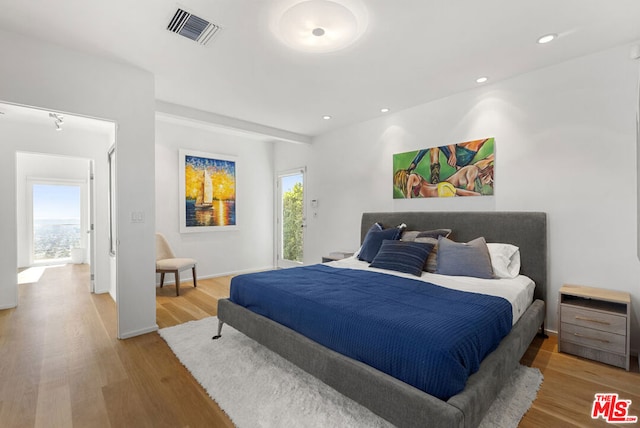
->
[167,8,220,45]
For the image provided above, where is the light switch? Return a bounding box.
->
[131,211,145,223]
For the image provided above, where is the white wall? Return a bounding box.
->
[155,118,274,280]
[0,29,156,338]
[276,44,640,349]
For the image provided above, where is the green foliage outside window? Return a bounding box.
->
[283,182,303,262]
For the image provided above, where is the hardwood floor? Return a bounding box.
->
[2,264,640,427]
[1,264,232,428]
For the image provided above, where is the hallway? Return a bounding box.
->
[0,264,231,427]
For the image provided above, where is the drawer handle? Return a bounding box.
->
[575,316,610,325]
[574,332,610,344]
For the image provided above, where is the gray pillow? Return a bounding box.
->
[436,236,494,279]
[412,229,452,272]
[400,228,452,242]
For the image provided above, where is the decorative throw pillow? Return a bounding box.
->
[401,228,451,242]
[487,243,521,279]
[369,240,434,277]
[400,230,421,241]
[358,223,403,263]
[413,229,452,272]
[436,236,494,279]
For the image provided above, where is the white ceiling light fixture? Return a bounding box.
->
[380,108,390,113]
[537,33,557,44]
[273,0,368,53]
[49,112,64,131]
[322,115,332,120]
[476,76,488,84]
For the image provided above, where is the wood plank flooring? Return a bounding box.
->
[1,264,232,428]
[2,264,640,427]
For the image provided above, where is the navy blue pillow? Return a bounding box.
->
[358,224,403,262]
[369,240,435,276]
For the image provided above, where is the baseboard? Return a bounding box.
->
[0,302,17,310]
[119,324,158,339]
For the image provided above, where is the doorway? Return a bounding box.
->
[18,153,94,294]
[8,104,115,303]
[29,180,84,265]
[276,168,306,268]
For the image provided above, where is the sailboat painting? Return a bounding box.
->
[179,150,237,232]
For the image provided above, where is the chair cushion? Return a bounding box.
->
[156,258,197,271]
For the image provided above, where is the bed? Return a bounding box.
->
[216,211,546,428]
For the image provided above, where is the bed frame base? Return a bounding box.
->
[216,211,547,427]
[212,320,223,339]
[217,298,545,428]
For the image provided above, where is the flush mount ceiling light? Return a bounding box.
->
[476,76,488,84]
[273,0,368,53]
[322,115,332,120]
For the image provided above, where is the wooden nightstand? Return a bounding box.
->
[559,284,630,370]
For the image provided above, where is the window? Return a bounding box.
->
[32,183,81,262]
[277,169,305,267]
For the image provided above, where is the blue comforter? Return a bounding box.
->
[230,264,512,400]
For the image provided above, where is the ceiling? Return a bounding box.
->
[0,0,639,138]
[0,102,115,138]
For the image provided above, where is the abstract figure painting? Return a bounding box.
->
[393,138,494,199]
[179,150,237,232]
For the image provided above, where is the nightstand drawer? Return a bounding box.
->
[560,322,626,355]
[561,305,626,335]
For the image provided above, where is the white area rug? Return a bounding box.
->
[159,316,543,428]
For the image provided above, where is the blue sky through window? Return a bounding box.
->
[282,174,303,193]
[33,184,81,220]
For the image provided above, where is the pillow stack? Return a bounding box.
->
[357,223,522,280]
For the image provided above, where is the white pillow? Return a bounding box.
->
[487,243,521,279]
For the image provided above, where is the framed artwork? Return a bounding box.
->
[179,149,237,232]
[393,137,494,198]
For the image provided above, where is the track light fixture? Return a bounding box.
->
[49,112,64,131]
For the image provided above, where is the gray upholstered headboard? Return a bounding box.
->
[361,212,547,302]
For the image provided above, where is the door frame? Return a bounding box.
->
[26,177,88,267]
[275,167,306,268]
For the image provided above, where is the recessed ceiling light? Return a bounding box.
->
[537,33,557,44]
[476,76,488,84]
[380,108,390,113]
[322,115,332,120]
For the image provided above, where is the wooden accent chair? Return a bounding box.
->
[155,233,197,296]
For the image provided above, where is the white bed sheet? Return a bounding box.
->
[326,256,535,325]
